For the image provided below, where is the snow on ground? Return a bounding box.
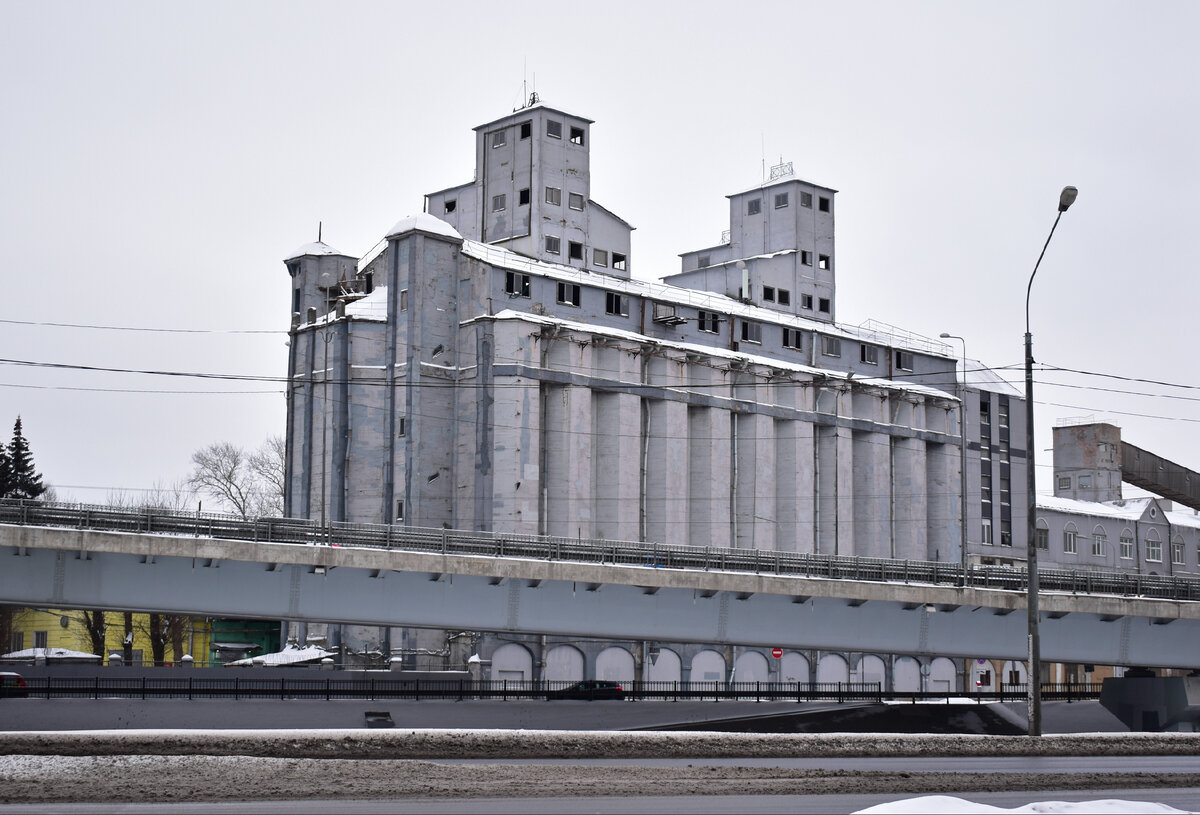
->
[856,796,1193,814]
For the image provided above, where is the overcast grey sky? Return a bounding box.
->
[1,1,1196,506]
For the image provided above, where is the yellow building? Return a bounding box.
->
[5,608,213,666]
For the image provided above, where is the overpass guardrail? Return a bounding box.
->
[2,498,1198,603]
[0,676,1104,703]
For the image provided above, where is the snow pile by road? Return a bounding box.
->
[857,796,1193,814]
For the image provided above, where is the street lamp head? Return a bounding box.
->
[939,332,951,339]
[1058,186,1079,212]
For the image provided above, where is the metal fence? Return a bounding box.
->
[3,498,1198,602]
[5,676,1105,703]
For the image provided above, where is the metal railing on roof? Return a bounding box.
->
[2,499,1198,604]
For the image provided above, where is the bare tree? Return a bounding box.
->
[248,435,285,517]
[188,438,283,519]
[143,613,189,665]
[80,610,106,657]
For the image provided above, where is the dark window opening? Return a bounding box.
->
[895,350,914,371]
[782,328,802,349]
[818,254,830,270]
[569,126,584,145]
[444,199,457,213]
[518,188,530,206]
[801,293,814,310]
[612,253,627,271]
[747,199,762,215]
[777,289,790,306]
[557,282,581,306]
[697,311,719,333]
[568,241,583,261]
[819,196,830,212]
[818,297,831,313]
[763,285,775,302]
[605,292,628,316]
[519,121,531,139]
[505,271,531,298]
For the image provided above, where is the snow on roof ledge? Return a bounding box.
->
[284,240,351,262]
[386,213,464,242]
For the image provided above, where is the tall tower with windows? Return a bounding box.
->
[424,95,634,277]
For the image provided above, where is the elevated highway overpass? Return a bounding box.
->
[2,501,1198,668]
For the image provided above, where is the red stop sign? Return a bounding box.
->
[771,648,783,659]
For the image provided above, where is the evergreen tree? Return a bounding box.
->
[7,417,45,500]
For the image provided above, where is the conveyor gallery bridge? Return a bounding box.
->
[2,500,1199,669]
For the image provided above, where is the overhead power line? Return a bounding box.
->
[0,318,283,335]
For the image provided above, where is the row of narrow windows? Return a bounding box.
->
[745,191,831,215]
[697,253,831,272]
[490,118,585,148]
[502,271,916,369]
[1032,526,1191,565]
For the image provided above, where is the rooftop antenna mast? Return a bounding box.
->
[318,221,322,243]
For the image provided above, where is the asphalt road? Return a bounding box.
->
[2,789,1199,815]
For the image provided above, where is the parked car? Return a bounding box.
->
[546,680,625,700]
[0,672,29,699]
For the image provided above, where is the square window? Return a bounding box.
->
[492,194,506,212]
[569,126,584,145]
[774,192,789,209]
[605,291,628,316]
[741,321,762,343]
[505,271,531,297]
[444,199,457,213]
[818,254,831,270]
[801,293,813,310]
[612,252,627,271]
[491,130,507,148]
[1058,476,1072,490]
[819,196,830,212]
[520,121,531,140]
[545,186,561,206]
[801,250,813,266]
[747,199,762,215]
[518,188,530,206]
[800,192,813,208]
[593,249,608,267]
[1147,538,1162,562]
[822,336,841,357]
[568,192,584,211]
[777,289,790,306]
[818,297,831,313]
[860,345,878,365]
[544,235,561,254]
[568,241,583,261]
[547,120,563,139]
[1079,474,1092,488]
[763,285,776,302]
[895,350,914,371]
[782,327,802,349]
[697,311,719,333]
[557,282,581,306]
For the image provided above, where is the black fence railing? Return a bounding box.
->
[5,676,1105,703]
[3,498,1197,603]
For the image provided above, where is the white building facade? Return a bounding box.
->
[280,98,1068,685]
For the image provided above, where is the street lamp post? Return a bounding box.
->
[1024,185,1078,737]
[939,333,968,585]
